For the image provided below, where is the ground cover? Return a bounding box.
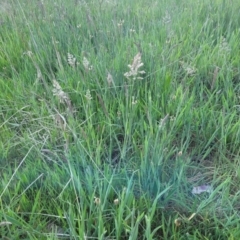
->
[0,0,240,239]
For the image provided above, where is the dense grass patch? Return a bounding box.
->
[0,0,240,239]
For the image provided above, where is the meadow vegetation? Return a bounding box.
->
[0,0,240,239]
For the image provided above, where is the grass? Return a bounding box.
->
[0,0,240,239]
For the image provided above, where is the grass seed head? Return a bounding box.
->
[85,89,92,101]
[124,52,145,80]
[179,61,197,76]
[174,218,182,227]
[94,197,101,205]
[67,53,78,67]
[83,56,93,71]
[52,80,72,109]
[107,72,114,86]
[219,36,231,54]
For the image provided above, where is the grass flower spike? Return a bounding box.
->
[124,52,145,80]
[67,53,78,68]
[52,80,72,110]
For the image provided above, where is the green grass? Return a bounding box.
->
[0,0,240,239]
